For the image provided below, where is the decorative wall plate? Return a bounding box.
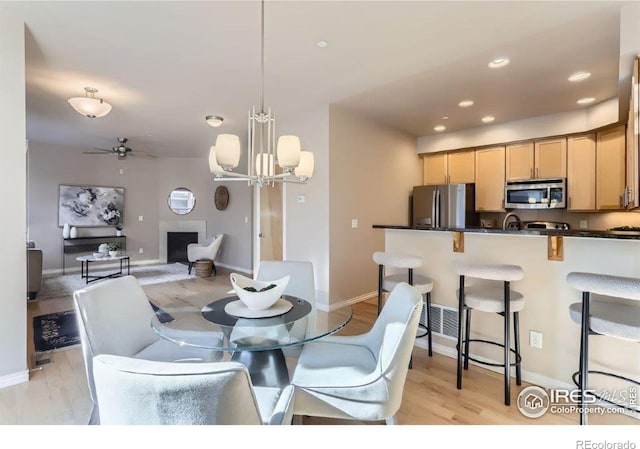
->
[215,186,229,210]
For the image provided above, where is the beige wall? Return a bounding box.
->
[329,105,422,301]
[27,145,253,272]
[0,13,27,383]
[278,106,330,293]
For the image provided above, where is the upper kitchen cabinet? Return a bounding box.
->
[535,138,567,179]
[506,142,534,181]
[597,126,626,210]
[505,138,566,181]
[423,150,474,185]
[423,153,447,185]
[567,134,596,211]
[475,146,505,211]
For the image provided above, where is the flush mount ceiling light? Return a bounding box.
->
[481,115,495,123]
[458,100,474,108]
[488,57,510,69]
[568,71,591,82]
[577,97,596,105]
[317,40,328,48]
[210,0,313,186]
[442,116,449,120]
[434,125,446,132]
[68,87,112,118]
[205,115,224,127]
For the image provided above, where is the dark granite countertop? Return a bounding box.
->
[372,225,640,240]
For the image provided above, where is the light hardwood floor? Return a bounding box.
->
[3,267,637,425]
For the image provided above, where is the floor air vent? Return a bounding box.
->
[422,303,458,340]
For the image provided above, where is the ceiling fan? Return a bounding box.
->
[83,137,157,160]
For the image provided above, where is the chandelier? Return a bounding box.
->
[68,87,112,118]
[209,0,314,186]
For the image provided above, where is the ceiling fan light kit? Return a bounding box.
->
[68,87,112,118]
[210,0,314,186]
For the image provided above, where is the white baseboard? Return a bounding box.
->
[0,370,29,389]
[214,262,253,276]
[413,339,574,391]
[316,291,377,312]
[43,258,162,276]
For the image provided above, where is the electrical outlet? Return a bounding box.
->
[529,330,543,349]
[244,216,248,224]
[579,220,588,229]
[138,215,144,222]
[351,219,358,228]
[119,168,125,175]
[138,248,144,254]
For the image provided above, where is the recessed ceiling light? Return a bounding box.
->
[576,97,596,105]
[488,57,510,68]
[434,125,446,132]
[442,116,449,120]
[481,115,495,123]
[458,100,474,108]
[568,71,591,82]
[317,40,328,48]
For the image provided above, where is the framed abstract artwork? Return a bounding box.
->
[58,185,124,227]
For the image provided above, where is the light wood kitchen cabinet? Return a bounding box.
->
[505,138,566,180]
[423,150,474,185]
[506,142,534,181]
[597,126,626,210]
[423,153,448,185]
[475,146,505,211]
[535,138,567,179]
[567,134,596,211]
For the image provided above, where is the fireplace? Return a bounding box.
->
[167,232,198,264]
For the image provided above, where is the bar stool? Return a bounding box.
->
[453,261,524,406]
[566,272,640,425]
[373,251,433,358]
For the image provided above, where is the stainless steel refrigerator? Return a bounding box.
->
[412,184,479,228]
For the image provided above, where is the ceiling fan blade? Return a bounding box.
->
[130,151,158,160]
[83,151,115,155]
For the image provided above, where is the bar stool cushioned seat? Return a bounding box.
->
[566,271,640,425]
[453,261,524,406]
[373,251,433,359]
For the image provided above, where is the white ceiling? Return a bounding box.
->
[4,1,628,157]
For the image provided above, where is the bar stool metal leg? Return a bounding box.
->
[377,264,384,316]
[579,291,590,425]
[456,275,465,390]
[464,307,472,370]
[514,311,522,385]
[426,292,433,357]
[503,281,511,406]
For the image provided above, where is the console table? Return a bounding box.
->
[62,235,126,274]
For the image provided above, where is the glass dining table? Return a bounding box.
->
[150,291,353,388]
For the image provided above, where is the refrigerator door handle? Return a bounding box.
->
[436,189,441,228]
[431,189,437,228]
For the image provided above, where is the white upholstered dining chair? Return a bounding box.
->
[256,260,316,356]
[93,354,295,425]
[291,282,423,424]
[73,275,222,424]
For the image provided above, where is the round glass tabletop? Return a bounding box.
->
[150,293,353,352]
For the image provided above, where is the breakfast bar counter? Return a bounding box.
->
[373,225,640,392]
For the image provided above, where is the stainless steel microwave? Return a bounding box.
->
[504,178,567,209]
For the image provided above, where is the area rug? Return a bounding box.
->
[33,310,81,353]
[33,302,174,355]
[38,262,194,300]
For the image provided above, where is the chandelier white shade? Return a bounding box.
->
[208,146,224,174]
[210,0,313,186]
[294,151,315,180]
[68,87,112,118]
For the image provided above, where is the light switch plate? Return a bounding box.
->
[138,215,144,222]
[138,248,144,254]
[351,219,358,228]
[579,220,588,229]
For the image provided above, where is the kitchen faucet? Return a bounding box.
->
[503,212,522,230]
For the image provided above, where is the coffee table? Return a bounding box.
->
[75,254,130,284]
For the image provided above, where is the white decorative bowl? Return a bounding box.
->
[230,273,289,311]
